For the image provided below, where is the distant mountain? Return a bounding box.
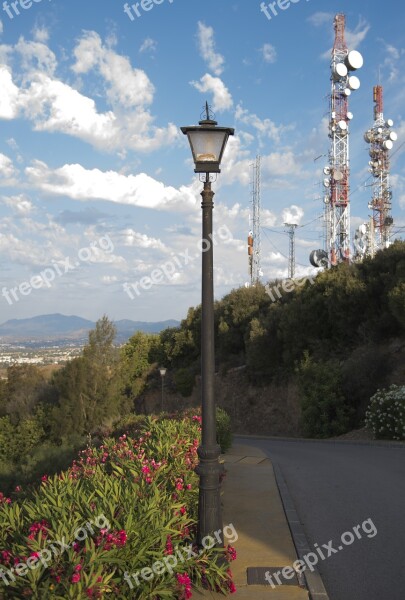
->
[0,314,179,345]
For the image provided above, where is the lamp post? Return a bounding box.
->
[181,103,234,546]
[159,367,167,412]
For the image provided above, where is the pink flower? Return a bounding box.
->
[176,572,192,599]
[72,572,81,583]
[227,545,237,561]
[1,550,12,564]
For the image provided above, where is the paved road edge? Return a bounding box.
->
[272,463,330,600]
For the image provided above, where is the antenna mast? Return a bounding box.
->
[323,14,363,266]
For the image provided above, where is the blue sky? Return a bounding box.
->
[0,0,404,323]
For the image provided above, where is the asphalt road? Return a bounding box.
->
[235,436,405,600]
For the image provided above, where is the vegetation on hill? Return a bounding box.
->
[0,242,404,490]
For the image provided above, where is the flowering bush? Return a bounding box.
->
[365,385,405,440]
[0,416,236,599]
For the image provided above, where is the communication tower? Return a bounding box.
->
[364,85,396,255]
[323,14,363,266]
[248,155,262,284]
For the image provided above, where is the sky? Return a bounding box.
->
[0,0,404,324]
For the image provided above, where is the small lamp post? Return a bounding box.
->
[181,103,234,545]
[159,367,167,412]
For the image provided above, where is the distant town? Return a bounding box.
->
[0,342,84,370]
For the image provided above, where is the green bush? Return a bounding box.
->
[216,408,233,453]
[298,353,355,438]
[173,368,195,397]
[365,385,405,440]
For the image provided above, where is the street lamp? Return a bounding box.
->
[181,103,234,546]
[159,367,167,412]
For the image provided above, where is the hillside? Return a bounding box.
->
[0,314,179,344]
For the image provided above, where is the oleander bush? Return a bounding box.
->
[0,416,236,599]
[365,385,405,441]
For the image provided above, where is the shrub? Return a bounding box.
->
[216,408,233,453]
[365,385,405,440]
[298,353,355,438]
[0,416,236,599]
[174,368,195,397]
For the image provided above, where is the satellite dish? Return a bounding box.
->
[333,63,348,79]
[387,119,394,127]
[310,249,328,268]
[347,112,353,120]
[338,120,347,130]
[348,76,360,91]
[323,178,330,187]
[383,140,393,150]
[323,166,331,175]
[364,131,372,143]
[333,169,344,181]
[377,127,383,133]
[345,50,364,71]
[344,88,351,96]
[389,131,397,141]
[324,196,330,204]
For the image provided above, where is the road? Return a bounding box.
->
[235,436,405,600]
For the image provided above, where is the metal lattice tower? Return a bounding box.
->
[285,223,297,278]
[364,85,396,255]
[323,14,363,266]
[248,155,262,284]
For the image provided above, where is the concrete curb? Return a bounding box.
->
[272,463,330,600]
[234,433,405,449]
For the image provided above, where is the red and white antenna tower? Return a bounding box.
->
[323,14,363,266]
[364,85,396,255]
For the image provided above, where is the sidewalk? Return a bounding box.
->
[193,443,310,600]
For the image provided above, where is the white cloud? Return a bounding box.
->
[25,160,199,212]
[191,73,233,112]
[121,229,166,250]
[235,103,292,144]
[261,43,277,64]
[0,153,18,183]
[72,31,154,108]
[346,18,370,51]
[196,22,225,76]
[15,37,57,76]
[32,27,49,43]
[1,194,34,215]
[139,38,157,54]
[307,12,333,27]
[282,205,304,225]
[0,66,20,119]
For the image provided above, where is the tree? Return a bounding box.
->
[5,365,47,424]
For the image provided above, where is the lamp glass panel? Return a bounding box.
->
[188,130,227,164]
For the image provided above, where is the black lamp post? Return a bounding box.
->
[159,367,166,412]
[181,103,234,545]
